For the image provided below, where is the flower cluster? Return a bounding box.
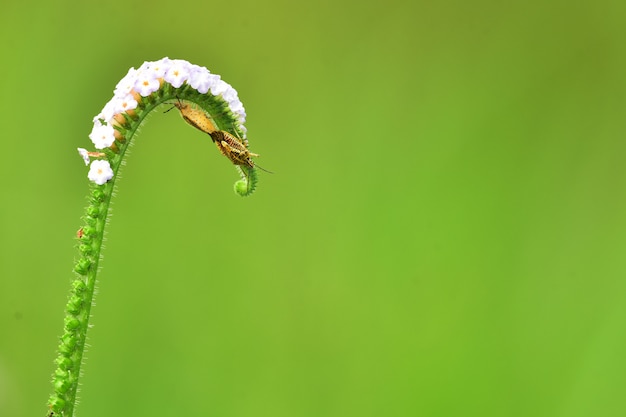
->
[80,57,248,186]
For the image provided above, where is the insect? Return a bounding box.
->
[210,130,272,195]
[164,98,217,134]
[166,99,272,182]
[209,130,259,168]
[76,227,84,239]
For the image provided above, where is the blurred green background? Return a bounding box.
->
[2,0,626,416]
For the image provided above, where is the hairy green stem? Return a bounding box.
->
[47,61,258,417]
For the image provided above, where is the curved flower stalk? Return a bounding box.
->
[47,58,260,417]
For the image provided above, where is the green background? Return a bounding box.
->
[2,0,626,416]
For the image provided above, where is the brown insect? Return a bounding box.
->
[209,130,259,168]
[165,98,217,134]
[76,228,84,239]
[166,99,271,176]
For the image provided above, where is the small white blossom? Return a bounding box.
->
[92,115,104,126]
[164,59,191,88]
[113,94,138,114]
[77,148,90,165]
[222,86,237,102]
[229,97,244,114]
[134,71,160,97]
[88,160,114,185]
[114,67,139,98]
[147,57,171,78]
[138,57,171,78]
[89,123,116,149]
[137,61,151,73]
[231,100,246,123]
[210,79,229,96]
[187,63,202,74]
[189,67,219,94]
[92,97,118,126]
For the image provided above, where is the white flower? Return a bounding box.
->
[222,86,237,102]
[114,67,139,98]
[210,79,229,96]
[231,102,246,124]
[222,87,246,119]
[138,57,171,78]
[88,160,114,185]
[137,60,151,72]
[239,124,247,138]
[77,148,90,165]
[89,123,116,149]
[148,57,171,78]
[188,67,219,94]
[229,97,244,113]
[164,59,191,88]
[93,98,117,125]
[134,71,160,97]
[113,94,138,113]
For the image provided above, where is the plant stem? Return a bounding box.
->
[47,59,258,417]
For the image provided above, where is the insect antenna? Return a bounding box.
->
[163,96,184,113]
[254,163,274,174]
